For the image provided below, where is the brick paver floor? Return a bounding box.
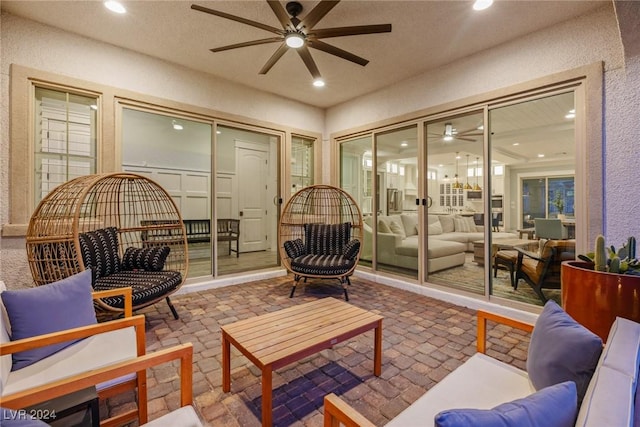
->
[103,274,531,426]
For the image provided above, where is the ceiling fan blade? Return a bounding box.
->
[297,46,322,79]
[311,24,392,39]
[210,37,283,53]
[308,39,368,66]
[457,127,484,136]
[297,0,340,30]
[191,4,284,36]
[259,43,289,74]
[267,0,293,30]
[455,137,477,142]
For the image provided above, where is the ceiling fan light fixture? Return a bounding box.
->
[104,0,126,14]
[313,78,325,87]
[473,0,494,11]
[285,32,305,48]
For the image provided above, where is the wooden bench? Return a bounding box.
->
[182,219,211,244]
[216,218,239,257]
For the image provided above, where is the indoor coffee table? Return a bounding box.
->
[221,297,383,426]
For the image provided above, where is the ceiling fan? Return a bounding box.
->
[428,123,484,143]
[191,0,392,81]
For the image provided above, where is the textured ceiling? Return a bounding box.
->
[1,0,607,108]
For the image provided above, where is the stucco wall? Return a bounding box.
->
[325,4,640,247]
[0,12,324,288]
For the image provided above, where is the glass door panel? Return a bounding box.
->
[425,112,485,293]
[374,126,419,278]
[291,136,314,194]
[489,91,576,306]
[121,108,212,278]
[340,136,373,268]
[215,125,280,275]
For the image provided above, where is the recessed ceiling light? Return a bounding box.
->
[172,120,183,130]
[473,0,493,11]
[90,104,98,110]
[513,142,520,146]
[477,125,484,130]
[104,1,126,14]
[216,130,221,134]
[537,153,545,158]
[401,142,408,147]
[313,79,325,88]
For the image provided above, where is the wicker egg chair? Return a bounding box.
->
[26,172,188,319]
[278,185,363,300]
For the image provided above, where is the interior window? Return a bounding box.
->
[34,87,97,206]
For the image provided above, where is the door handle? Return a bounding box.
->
[239,211,244,217]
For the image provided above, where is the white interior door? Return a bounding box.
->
[236,143,269,252]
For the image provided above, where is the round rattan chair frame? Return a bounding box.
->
[278,185,363,298]
[26,172,188,317]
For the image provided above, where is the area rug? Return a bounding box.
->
[428,254,561,306]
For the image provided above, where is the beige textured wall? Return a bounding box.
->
[0,12,324,289]
[325,4,640,247]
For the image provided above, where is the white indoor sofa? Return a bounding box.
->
[362,213,516,273]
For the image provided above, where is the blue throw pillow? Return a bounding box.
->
[1,270,97,371]
[527,300,602,405]
[435,381,577,427]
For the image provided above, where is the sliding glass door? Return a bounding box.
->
[425,111,485,293]
[121,108,213,278]
[489,91,576,304]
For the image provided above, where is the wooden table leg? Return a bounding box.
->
[374,320,382,376]
[222,331,231,392]
[261,367,272,427]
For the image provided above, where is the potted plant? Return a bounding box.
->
[552,192,565,219]
[561,235,640,340]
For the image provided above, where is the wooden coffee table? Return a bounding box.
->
[221,297,383,426]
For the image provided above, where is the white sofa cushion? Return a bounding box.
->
[428,240,467,258]
[389,220,406,238]
[142,405,203,427]
[401,214,419,237]
[386,353,534,427]
[575,366,634,427]
[576,317,640,427]
[1,327,137,396]
[598,317,640,380]
[438,215,455,233]
[0,281,11,395]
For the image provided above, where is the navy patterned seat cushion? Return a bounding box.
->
[78,227,121,280]
[290,254,356,276]
[122,246,170,271]
[94,270,182,308]
[304,223,351,255]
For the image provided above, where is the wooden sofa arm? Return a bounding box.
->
[476,310,534,354]
[93,286,133,317]
[324,393,376,427]
[1,342,193,414]
[0,314,146,358]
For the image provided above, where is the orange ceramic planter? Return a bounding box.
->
[561,260,640,341]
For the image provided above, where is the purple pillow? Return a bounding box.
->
[1,270,97,371]
[435,381,577,427]
[527,301,602,405]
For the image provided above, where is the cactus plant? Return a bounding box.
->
[594,235,606,272]
[579,234,640,275]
